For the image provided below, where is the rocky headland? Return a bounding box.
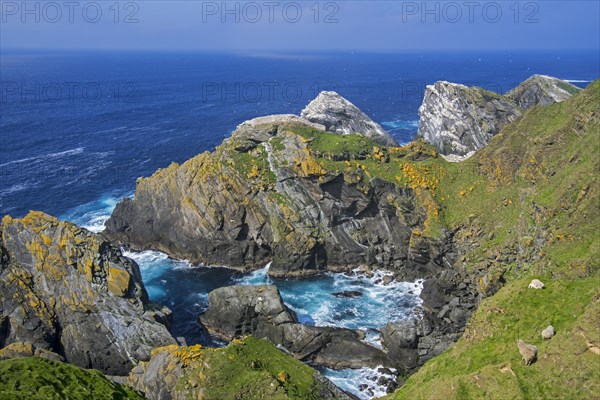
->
[104,94,447,280]
[1,76,598,400]
[416,75,582,159]
[506,74,582,110]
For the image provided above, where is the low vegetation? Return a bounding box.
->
[0,357,143,400]
[384,81,599,399]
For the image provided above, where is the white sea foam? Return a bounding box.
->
[236,265,424,344]
[237,262,273,285]
[564,79,591,83]
[322,365,397,400]
[381,119,419,131]
[0,147,84,168]
[0,182,38,196]
[61,194,128,233]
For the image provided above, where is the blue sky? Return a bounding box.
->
[1,1,599,51]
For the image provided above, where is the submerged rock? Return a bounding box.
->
[506,74,582,109]
[332,290,363,298]
[301,91,399,147]
[416,81,521,157]
[0,212,176,375]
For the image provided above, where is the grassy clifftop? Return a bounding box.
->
[129,336,349,400]
[384,81,600,399]
[0,357,144,400]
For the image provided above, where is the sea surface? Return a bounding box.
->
[1,50,598,398]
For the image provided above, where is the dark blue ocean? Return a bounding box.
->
[1,50,597,398]
[2,50,597,218]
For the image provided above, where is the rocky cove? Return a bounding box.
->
[1,74,598,400]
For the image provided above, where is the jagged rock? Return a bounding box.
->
[416,81,521,157]
[301,91,399,147]
[382,270,479,372]
[200,285,393,369]
[478,270,506,297]
[105,116,445,280]
[0,212,176,375]
[128,337,354,400]
[506,75,582,109]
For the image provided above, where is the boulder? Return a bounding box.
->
[332,290,363,298]
[0,212,176,375]
[200,285,296,341]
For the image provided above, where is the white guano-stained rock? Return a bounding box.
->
[301,91,399,147]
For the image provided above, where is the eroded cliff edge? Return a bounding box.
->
[0,211,176,375]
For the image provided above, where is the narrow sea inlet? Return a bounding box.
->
[62,196,423,399]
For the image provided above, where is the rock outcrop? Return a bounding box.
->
[0,341,64,363]
[128,336,353,400]
[416,81,521,158]
[506,74,582,109]
[200,285,392,370]
[105,114,447,280]
[382,270,479,371]
[301,91,399,147]
[0,212,176,375]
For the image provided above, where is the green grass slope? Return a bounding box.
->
[196,336,341,399]
[132,336,347,400]
[0,357,144,400]
[384,81,600,399]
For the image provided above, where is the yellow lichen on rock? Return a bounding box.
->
[107,265,131,297]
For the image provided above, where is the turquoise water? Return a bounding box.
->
[7,50,597,399]
[61,195,420,399]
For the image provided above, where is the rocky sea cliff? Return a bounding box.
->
[1,75,598,400]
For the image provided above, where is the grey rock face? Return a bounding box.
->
[200,285,394,370]
[200,285,297,340]
[382,270,479,372]
[301,91,399,147]
[105,117,446,280]
[416,81,521,157]
[506,75,581,110]
[228,114,325,152]
[0,212,176,375]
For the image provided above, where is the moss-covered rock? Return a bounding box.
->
[506,74,582,110]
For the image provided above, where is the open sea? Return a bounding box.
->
[1,50,597,398]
